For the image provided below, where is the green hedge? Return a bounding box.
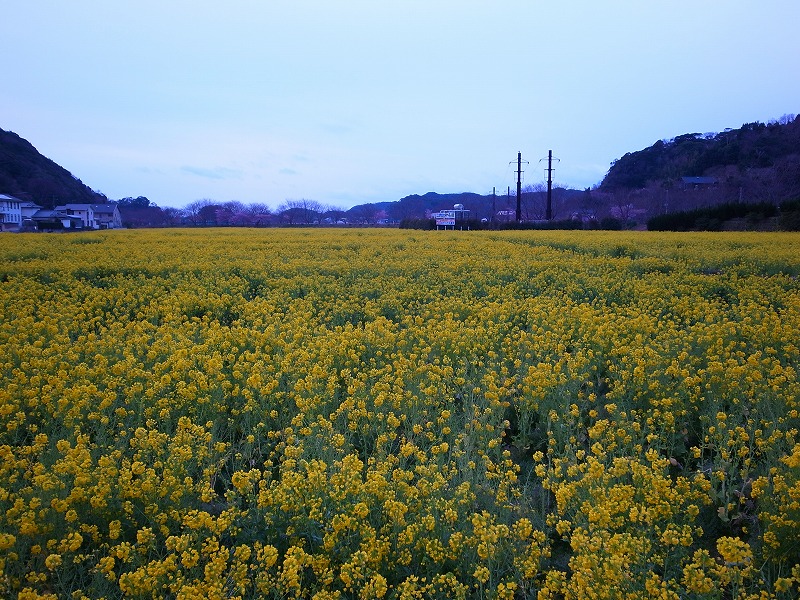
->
[647,201,781,231]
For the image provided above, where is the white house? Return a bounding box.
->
[53,203,122,229]
[91,204,122,229]
[54,204,96,228]
[1,194,24,230]
[1,194,42,231]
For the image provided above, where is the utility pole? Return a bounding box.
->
[516,152,522,222]
[539,150,560,220]
[546,150,553,220]
[510,151,529,222]
[492,187,496,223]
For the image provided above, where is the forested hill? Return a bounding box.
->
[0,127,105,207]
[599,115,800,196]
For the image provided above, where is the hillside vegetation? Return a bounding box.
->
[598,115,800,220]
[0,128,105,207]
[601,116,800,191]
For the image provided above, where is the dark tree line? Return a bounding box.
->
[647,199,800,231]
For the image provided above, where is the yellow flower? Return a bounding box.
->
[473,565,490,584]
[45,553,62,570]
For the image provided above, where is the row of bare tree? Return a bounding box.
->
[116,197,388,228]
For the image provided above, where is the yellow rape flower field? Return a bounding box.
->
[1,228,799,600]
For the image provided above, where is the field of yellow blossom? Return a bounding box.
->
[1,228,799,599]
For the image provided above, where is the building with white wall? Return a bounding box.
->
[1,194,42,231]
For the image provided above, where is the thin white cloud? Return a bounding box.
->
[181,166,243,180]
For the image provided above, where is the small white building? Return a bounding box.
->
[432,203,471,227]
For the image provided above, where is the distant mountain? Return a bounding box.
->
[390,192,494,220]
[0,127,106,207]
[378,189,587,223]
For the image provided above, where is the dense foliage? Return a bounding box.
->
[647,200,800,232]
[600,116,800,194]
[0,128,105,207]
[647,202,781,231]
[1,229,799,599]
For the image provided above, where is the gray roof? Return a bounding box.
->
[91,204,119,213]
[54,204,93,210]
[31,209,81,220]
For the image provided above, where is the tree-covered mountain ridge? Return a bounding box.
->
[0,127,106,207]
[598,114,800,201]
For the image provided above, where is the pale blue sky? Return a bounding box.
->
[3,1,798,209]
